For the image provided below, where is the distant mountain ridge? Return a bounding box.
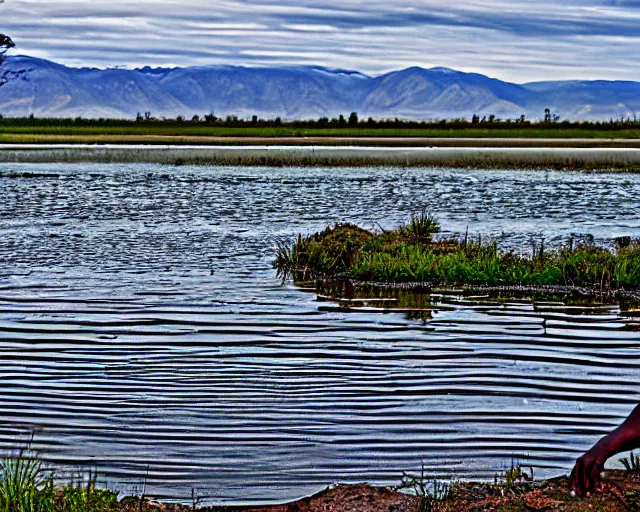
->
[0,55,639,121]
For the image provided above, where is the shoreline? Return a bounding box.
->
[31,474,640,511]
[2,144,640,169]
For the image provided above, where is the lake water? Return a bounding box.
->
[1,163,639,505]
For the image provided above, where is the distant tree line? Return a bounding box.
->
[3,109,640,131]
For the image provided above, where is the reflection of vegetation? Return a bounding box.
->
[275,214,640,294]
[316,281,436,321]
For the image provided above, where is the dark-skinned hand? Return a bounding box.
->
[569,451,607,496]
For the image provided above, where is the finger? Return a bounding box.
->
[580,459,591,497]
[569,467,577,492]
[586,459,600,495]
[569,464,581,495]
[587,462,599,494]
[572,460,586,496]
[585,459,595,495]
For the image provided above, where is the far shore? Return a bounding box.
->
[6,135,640,148]
[3,143,640,169]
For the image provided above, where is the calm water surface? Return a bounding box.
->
[1,164,640,504]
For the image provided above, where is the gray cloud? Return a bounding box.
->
[1,0,640,82]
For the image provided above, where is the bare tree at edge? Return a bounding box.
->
[0,34,15,64]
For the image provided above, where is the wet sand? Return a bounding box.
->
[2,143,640,169]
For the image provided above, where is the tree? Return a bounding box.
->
[544,108,551,124]
[0,34,15,64]
[348,112,358,126]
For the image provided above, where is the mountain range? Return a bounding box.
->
[1,55,639,121]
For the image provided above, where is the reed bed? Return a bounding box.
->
[0,450,119,512]
[3,145,640,169]
[274,214,640,294]
[0,448,198,511]
[2,120,640,140]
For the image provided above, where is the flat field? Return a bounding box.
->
[3,119,640,146]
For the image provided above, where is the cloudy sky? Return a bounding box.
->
[1,0,640,82]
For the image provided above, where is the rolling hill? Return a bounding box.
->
[0,55,638,121]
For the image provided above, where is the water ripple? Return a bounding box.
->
[0,163,639,504]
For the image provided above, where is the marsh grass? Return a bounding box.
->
[0,449,55,512]
[501,464,534,489]
[399,464,450,512]
[399,210,441,243]
[58,470,118,512]
[621,452,640,474]
[274,214,640,293]
[3,146,640,170]
[0,449,119,512]
[3,119,640,141]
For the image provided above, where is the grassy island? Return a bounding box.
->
[274,212,640,300]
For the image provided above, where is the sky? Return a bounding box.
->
[2,0,640,82]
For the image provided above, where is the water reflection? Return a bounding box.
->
[0,164,639,504]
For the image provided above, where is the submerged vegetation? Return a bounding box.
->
[274,212,640,296]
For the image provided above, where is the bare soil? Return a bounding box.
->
[130,472,640,512]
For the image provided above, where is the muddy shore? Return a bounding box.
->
[127,472,640,512]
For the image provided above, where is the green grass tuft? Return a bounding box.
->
[0,452,55,512]
[0,449,119,512]
[620,452,640,474]
[274,213,640,293]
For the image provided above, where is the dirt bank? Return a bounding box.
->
[142,472,640,512]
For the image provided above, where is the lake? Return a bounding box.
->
[0,163,639,504]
